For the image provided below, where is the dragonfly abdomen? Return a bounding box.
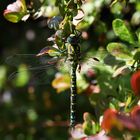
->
[70,59,78,128]
[68,43,80,128]
[67,33,81,128]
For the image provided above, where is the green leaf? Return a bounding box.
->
[107,42,132,59]
[52,74,70,93]
[136,30,140,44]
[113,19,135,44]
[3,0,28,23]
[133,51,140,61]
[4,12,24,23]
[125,95,132,110]
[113,65,131,77]
[83,112,93,135]
[21,0,27,12]
[77,72,88,93]
[110,0,128,7]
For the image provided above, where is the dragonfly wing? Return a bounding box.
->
[6,54,60,69]
[56,58,71,72]
[29,67,57,85]
[79,57,104,73]
[6,54,62,85]
[8,65,57,85]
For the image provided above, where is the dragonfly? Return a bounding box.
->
[6,33,83,129]
[6,31,102,129]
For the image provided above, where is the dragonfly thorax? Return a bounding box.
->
[67,34,80,46]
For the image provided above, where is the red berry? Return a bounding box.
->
[130,70,140,96]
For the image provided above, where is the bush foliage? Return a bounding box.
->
[1,0,140,139]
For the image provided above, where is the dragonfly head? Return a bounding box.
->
[67,34,81,46]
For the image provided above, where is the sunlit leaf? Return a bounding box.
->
[40,6,59,18]
[131,11,140,26]
[110,0,128,7]
[138,32,140,44]
[4,12,24,23]
[107,42,132,59]
[73,9,84,26]
[110,2,123,15]
[76,16,94,30]
[113,19,135,44]
[77,72,89,93]
[110,0,119,7]
[125,95,132,109]
[3,0,28,23]
[133,51,140,61]
[83,112,94,135]
[59,16,72,35]
[52,74,70,93]
[113,65,131,77]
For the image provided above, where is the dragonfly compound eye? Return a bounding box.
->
[67,34,80,46]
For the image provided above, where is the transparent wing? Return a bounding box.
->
[9,66,57,85]
[6,54,63,85]
[29,68,57,85]
[79,57,103,72]
[6,54,61,69]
